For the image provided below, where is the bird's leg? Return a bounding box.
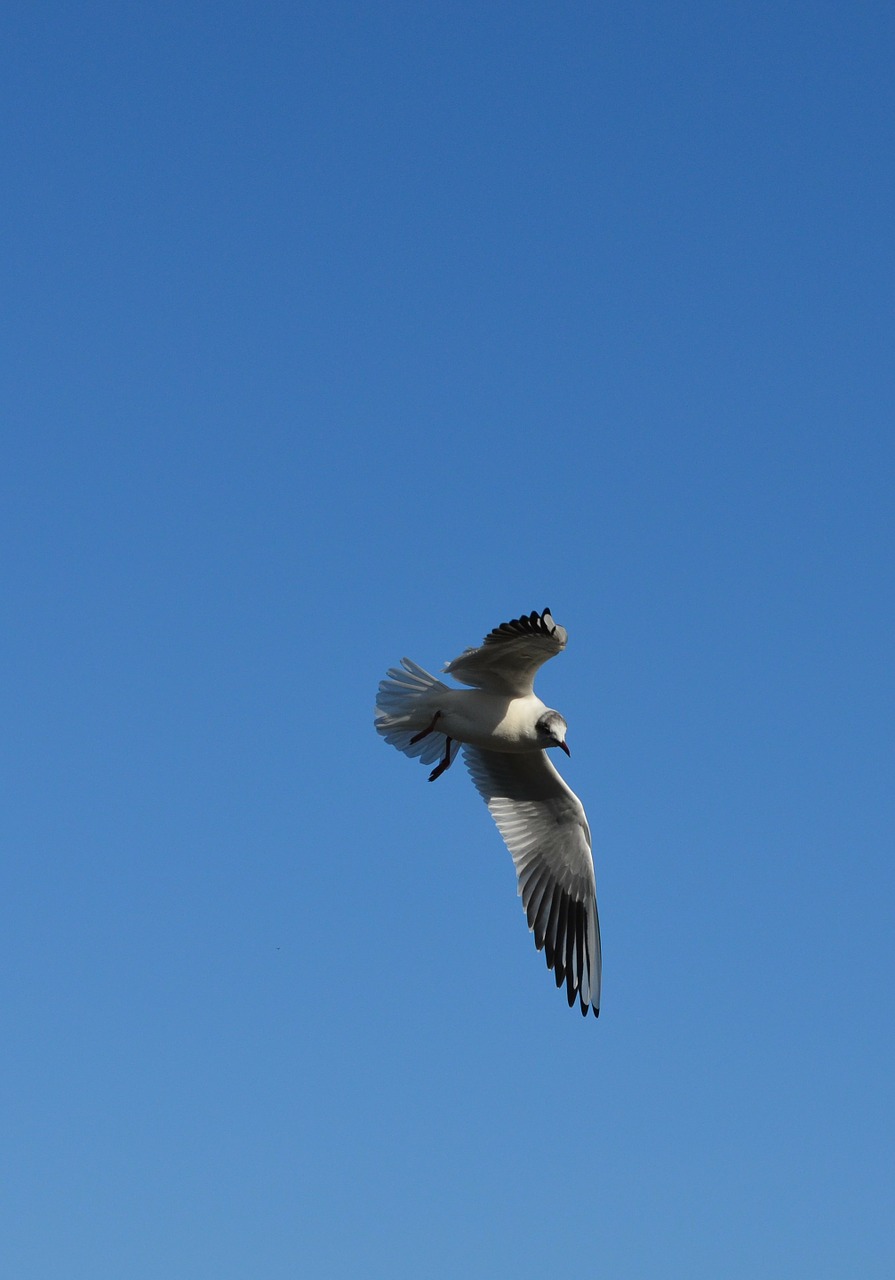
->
[408,710,453,781]
[428,738,454,783]
[409,710,442,744]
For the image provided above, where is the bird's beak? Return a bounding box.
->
[558,740,571,756]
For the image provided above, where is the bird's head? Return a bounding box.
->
[536,710,570,756]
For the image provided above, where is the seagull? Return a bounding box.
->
[375,608,601,1017]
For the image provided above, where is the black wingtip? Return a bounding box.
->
[483,608,561,646]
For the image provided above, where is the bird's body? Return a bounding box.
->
[375,608,602,1017]
[393,686,552,753]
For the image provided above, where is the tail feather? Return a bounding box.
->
[375,658,459,770]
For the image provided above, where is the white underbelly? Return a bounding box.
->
[438,689,544,752]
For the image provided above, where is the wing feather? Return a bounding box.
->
[462,746,601,1016]
[443,608,568,696]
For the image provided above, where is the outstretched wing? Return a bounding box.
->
[462,745,601,1016]
[443,608,568,697]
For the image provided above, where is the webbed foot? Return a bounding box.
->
[428,737,454,782]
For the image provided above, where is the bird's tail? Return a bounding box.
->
[374,658,459,770]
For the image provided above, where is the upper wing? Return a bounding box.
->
[462,745,601,1016]
[443,608,568,696]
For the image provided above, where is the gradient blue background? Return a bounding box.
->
[3,3,893,1276]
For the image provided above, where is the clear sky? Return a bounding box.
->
[3,3,893,1277]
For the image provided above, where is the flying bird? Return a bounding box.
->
[375,608,601,1016]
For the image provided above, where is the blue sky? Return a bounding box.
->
[3,2,893,1276]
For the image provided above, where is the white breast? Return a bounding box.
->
[438,689,547,752]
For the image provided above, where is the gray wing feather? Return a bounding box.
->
[462,745,601,1016]
[443,608,567,696]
